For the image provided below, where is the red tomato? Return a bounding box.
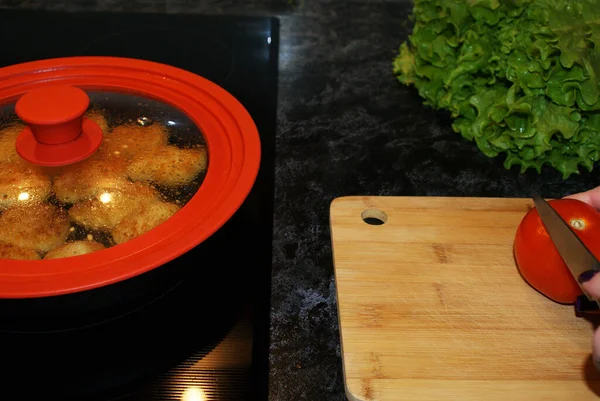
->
[514,198,600,304]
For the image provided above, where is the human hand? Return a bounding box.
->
[565,188,600,372]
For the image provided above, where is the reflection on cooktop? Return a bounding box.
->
[80,29,235,84]
[117,312,254,401]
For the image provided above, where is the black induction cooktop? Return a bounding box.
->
[0,9,278,401]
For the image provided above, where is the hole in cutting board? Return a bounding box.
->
[361,209,388,225]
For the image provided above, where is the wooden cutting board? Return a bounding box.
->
[330,196,600,401]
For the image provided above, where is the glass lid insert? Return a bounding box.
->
[0,88,209,260]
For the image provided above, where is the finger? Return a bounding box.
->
[564,187,600,210]
[593,328,600,373]
[581,271,600,299]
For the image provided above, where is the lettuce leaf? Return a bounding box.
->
[394,0,600,178]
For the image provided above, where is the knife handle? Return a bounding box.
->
[575,295,600,317]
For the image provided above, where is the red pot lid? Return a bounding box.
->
[0,57,261,298]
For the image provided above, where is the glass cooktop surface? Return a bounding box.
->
[0,9,278,401]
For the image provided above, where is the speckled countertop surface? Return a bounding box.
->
[2,1,600,400]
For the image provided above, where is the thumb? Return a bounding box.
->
[581,271,600,299]
[582,273,600,373]
[594,328,600,373]
[564,187,600,210]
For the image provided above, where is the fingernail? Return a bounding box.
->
[579,269,599,283]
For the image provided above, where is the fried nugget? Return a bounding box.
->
[0,203,70,253]
[112,200,180,245]
[100,123,168,160]
[0,124,24,164]
[85,110,109,134]
[53,156,129,204]
[44,240,105,259]
[127,145,207,187]
[0,159,52,209]
[0,242,41,260]
[0,123,61,178]
[68,182,163,231]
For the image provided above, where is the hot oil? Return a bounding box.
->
[88,91,209,207]
[65,223,115,248]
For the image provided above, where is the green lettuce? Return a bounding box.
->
[394,0,600,178]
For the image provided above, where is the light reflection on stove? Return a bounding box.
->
[181,386,207,401]
[150,313,253,400]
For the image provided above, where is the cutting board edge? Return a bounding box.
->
[330,201,372,401]
[330,195,534,205]
[330,195,539,216]
[330,214,357,401]
[333,274,371,401]
[330,195,554,207]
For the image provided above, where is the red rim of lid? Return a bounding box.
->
[0,56,261,298]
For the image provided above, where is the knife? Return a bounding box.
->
[531,190,600,308]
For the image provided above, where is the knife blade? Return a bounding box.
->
[531,190,600,304]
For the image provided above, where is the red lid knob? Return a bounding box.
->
[14,85,103,166]
[16,85,89,144]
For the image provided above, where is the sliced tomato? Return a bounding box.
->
[514,198,600,304]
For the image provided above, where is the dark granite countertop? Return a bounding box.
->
[2,1,600,400]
